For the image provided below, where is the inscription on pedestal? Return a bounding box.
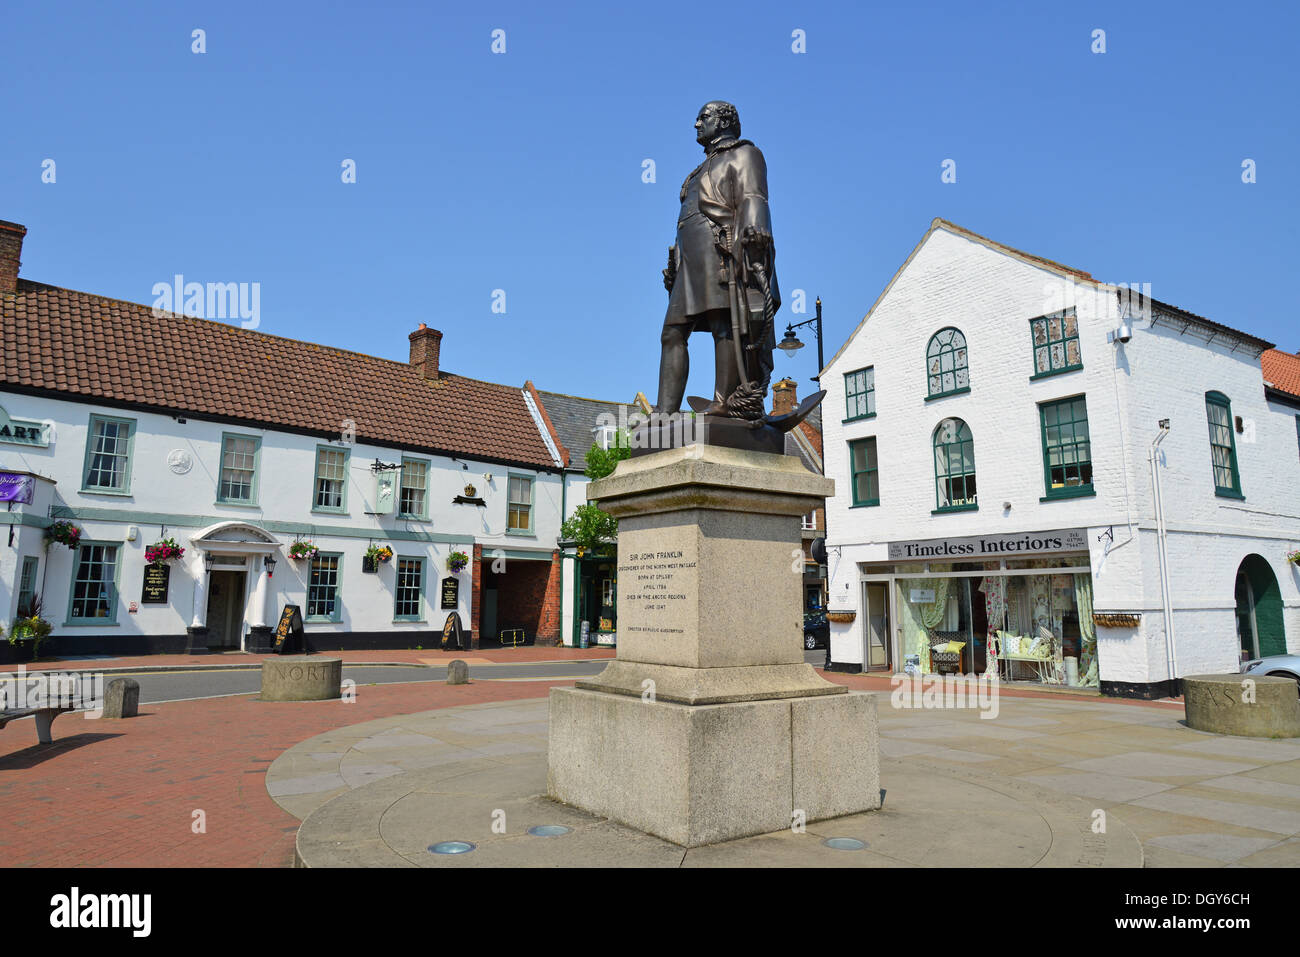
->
[615,534,699,659]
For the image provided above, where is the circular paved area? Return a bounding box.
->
[273,698,1145,867]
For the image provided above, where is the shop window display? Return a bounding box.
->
[892,557,1098,687]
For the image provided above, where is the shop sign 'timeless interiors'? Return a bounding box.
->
[887,528,1089,561]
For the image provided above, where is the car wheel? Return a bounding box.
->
[805,634,817,650]
[1266,672,1300,697]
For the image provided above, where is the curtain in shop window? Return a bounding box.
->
[898,575,952,675]
[979,575,1007,679]
[1075,572,1099,687]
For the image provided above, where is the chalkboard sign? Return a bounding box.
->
[141,563,170,603]
[274,604,305,654]
[440,576,459,610]
[441,611,464,651]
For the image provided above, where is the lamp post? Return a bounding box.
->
[776,296,824,385]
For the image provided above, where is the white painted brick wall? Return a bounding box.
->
[823,225,1300,688]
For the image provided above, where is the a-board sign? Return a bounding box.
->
[274,604,304,654]
[141,563,170,603]
[440,576,459,610]
[441,611,465,651]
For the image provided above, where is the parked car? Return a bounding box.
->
[803,611,828,650]
[1241,655,1300,693]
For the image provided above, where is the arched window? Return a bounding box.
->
[926,328,969,398]
[933,418,977,511]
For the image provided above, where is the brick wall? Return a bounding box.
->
[481,551,562,645]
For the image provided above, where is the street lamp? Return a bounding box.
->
[264,554,277,578]
[777,296,825,385]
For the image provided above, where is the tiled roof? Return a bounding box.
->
[0,279,558,470]
[1262,349,1300,399]
[535,390,623,473]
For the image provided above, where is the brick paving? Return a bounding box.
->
[0,677,574,868]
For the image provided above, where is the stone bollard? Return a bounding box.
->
[446,659,470,685]
[102,678,140,719]
[260,657,343,702]
[1184,673,1300,738]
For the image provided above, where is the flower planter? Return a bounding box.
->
[362,556,378,574]
[826,610,856,624]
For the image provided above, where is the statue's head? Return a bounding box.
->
[695,101,740,147]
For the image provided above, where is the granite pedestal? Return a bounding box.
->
[547,444,881,847]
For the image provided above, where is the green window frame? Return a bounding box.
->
[217,432,262,505]
[306,552,342,622]
[16,556,40,617]
[1205,391,1244,499]
[312,445,349,513]
[398,457,430,520]
[82,414,136,494]
[507,473,534,534]
[925,327,970,400]
[393,556,425,621]
[844,367,876,421]
[1029,308,1082,379]
[1039,396,1094,499]
[849,437,879,506]
[932,417,977,512]
[65,541,121,625]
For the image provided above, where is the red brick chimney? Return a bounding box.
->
[408,323,443,379]
[0,220,27,296]
[772,377,798,416]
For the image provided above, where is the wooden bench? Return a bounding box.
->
[0,706,75,744]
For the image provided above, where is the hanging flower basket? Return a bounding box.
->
[1287,549,1300,566]
[447,550,470,574]
[145,536,185,564]
[363,544,393,573]
[46,520,82,549]
[288,540,319,561]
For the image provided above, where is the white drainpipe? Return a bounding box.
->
[1149,420,1176,687]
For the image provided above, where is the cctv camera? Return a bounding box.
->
[1116,320,1132,344]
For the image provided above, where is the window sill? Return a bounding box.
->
[1215,488,1246,501]
[396,514,431,522]
[305,617,341,625]
[79,487,133,497]
[842,413,877,424]
[506,530,536,537]
[1041,486,1096,502]
[850,501,880,508]
[63,619,120,628]
[1029,365,1083,382]
[925,387,971,403]
[215,500,261,509]
[393,617,426,624]
[311,508,349,517]
[932,504,978,514]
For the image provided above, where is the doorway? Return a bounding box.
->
[207,570,247,648]
[863,581,891,671]
[1237,554,1285,659]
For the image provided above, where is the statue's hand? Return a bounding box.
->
[663,245,677,291]
[742,225,773,254]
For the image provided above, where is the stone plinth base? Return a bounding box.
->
[260,657,342,702]
[547,686,880,847]
[576,659,844,705]
[1184,673,1300,738]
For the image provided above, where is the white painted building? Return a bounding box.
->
[821,220,1300,698]
[0,219,568,660]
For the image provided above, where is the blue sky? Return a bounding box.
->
[4,1,1296,405]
